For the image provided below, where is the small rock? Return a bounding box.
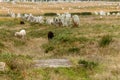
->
[0,62,6,71]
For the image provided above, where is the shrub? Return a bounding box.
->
[71,12,92,15]
[78,60,98,69]
[54,33,77,43]
[0,42,5,48]
[99,35,112,47]
[44,13,57,16]
[109,11,120,14]
[78,37,89,43]
[68,47,80,53]
[42,43,54,53]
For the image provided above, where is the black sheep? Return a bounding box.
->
[48,31,54,40]
[20,21,25,25]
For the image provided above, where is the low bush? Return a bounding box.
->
[44,13,57,16]
[109,11,120,14]
[68,47,80,53]
[71,12,92,15]
[42,43,54,53]
[78,60,98,69]
[99,35,112,47]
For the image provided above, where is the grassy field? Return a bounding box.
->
[0,2,120,80]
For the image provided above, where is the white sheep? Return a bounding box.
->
[15,29,26,39]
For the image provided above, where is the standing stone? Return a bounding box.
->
[17,13,21,18]
[11,13,16,18]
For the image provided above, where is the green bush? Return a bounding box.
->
[78,60,98,69]
[42,43,54,53]
[109,11,120,14]
[44,13,57,16]
[78,37,89,43]
[0,42,5,48]
[68,47,80,53]
[99,35,112,47]
[54,33,77,43]
[0,14,10,17]
[71,12,92,15]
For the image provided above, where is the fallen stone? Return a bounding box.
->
[34,59,72,68]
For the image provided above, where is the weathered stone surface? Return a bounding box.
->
[34,59,72,68]
[0,62,6,71]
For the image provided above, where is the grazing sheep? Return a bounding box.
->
[48,31,54,40]
[15,29,26,39]
[20,21,25,25]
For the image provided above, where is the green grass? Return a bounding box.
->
[0,15,119,80]
[99,35,113,47]
[0,18,19,27]
[0,53,32,80]
[28,67,92,80]
[78,60,98,70]
[13,39,26,46]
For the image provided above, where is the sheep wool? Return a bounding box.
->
[15,29,26,39]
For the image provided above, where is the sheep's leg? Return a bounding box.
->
[22,35,25,39]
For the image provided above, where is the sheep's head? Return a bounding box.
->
[15,32,22,38]
[15,32,19,36]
